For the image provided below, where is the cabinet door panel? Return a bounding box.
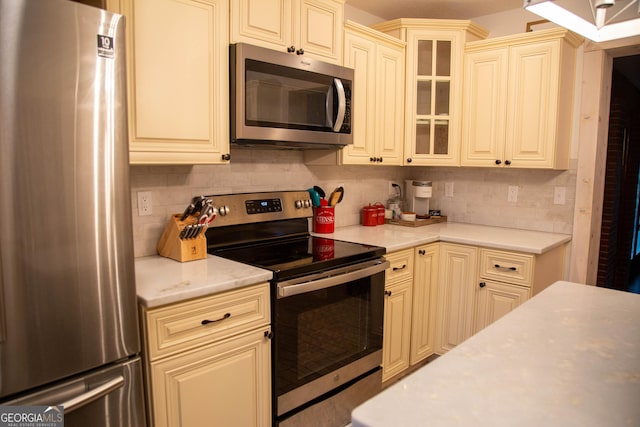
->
[382,281,412,382]
[474,280,529,333]
[297,0,343,63]
[342,32,376,164]
[436,244,477,354]
[505,41,559,168]
[461,48,508,166]
[230,0,292,48]
[376,44,405,165]
[120,0,229,164]
[151,329,271,427]
[411,244,439,364]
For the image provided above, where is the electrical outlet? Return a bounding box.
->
[554,186,566,205]
[508,186,518,203]
[137,191,152,216]
[445,182,454,198]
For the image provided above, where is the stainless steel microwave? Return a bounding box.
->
[230,43,353,149]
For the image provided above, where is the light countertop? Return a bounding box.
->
[135,255,273,308]
[352,281,640,427]
[136,222,570,307]
[316,222,571,254]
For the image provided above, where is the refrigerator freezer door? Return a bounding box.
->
[3,357,146,427]
[0,0,139,398]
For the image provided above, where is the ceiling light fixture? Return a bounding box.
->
[524,0,640,42]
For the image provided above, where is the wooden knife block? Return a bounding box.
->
[157,214,207,262]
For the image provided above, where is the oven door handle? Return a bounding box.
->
[277,259,389,298]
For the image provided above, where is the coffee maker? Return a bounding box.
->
[405,180,432,217]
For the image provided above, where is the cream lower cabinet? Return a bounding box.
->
[410,243,439,364]
[230,0,344,64]
[140,283,271,427]
[461,28,583,169]
[382,249,414,382]
[382,244,439,382]
[434,243,478,354]
[473,246,566,333]
[108,0,231,164]
[435,243,567,354]
[341,21,405,166]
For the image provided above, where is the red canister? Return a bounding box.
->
[361,204,378,226]
[374,202,385,225]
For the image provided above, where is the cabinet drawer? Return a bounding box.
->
[385,249,414,284]
[479,249,533,286]
[143,282,270,361]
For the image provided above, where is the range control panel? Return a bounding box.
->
[204,190,312,227]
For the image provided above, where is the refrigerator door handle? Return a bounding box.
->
[60,375,125,413]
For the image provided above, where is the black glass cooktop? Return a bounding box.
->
[209,235,385,281]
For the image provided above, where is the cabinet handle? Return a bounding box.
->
[392,264,407,271]
[418,249,426,255]
[264,330,273,340]
[505,160,512,166]
[406,158,412,163]
[479,282,486,288]
[494,264,517,271]
[495,159,502,165]
[221,153,231,161]
[296,48,305,55]
[384,290,392,296]
[201,312,231,325]
[287,46,295,53]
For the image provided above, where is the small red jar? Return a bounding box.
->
[361,204,378,226]
[374,202,385,225]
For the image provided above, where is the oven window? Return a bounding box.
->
[275,273,384,396]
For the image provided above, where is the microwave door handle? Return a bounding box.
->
[326,78,346,132]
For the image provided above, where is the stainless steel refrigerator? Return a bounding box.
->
[0,0,146,425]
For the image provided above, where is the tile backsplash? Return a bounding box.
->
[131,149,576,258]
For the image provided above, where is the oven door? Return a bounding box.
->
[274,259,388,417]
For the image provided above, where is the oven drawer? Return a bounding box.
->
[385,249,414,284]
[142,282,270,361]
[479,249,533,286]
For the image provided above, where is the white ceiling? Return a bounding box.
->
[344,0,523,20]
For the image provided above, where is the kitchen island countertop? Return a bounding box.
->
[351,281,640,427]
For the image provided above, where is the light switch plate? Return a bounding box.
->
[508,186,518,203]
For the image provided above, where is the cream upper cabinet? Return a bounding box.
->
[372,19,488,166]
[342,21,405,166]
[434,243,478,354]
[108,0,231,164]
[140,283,271,427]
[230,0,344,64]
[411,243,439,365]
[461,29,583,169]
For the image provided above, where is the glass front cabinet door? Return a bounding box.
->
[372,19,488,166]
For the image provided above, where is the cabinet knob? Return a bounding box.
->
[505,160,512,166]
[384,290,392,296]
[264,330,273,340]
[495,159,502,165]
[479,282,486,288]
[406,158,412,163]
[287,46,295,53]
[418,249,426,255]
[296,48,305,55]
[370,157,375,162]
[221,153,231,161]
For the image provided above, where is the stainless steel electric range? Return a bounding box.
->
[204,191,388,427]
